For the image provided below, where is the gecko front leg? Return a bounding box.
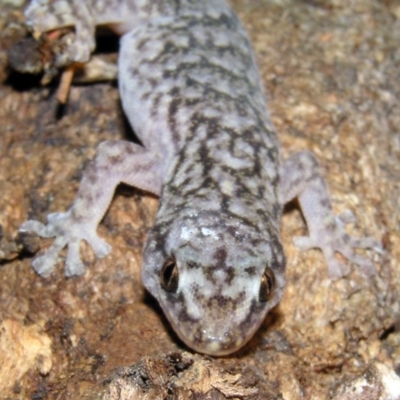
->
[280,151,383,279]
[21,141,162,277]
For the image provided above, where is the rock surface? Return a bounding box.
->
[0,0,399,398]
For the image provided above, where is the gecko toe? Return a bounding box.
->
[32,245,60,277]
[341,248,376,277]
[336,210,356,225]
[348,236,384,254]
[326,257,350,280]
[20,220,48,236]
[87,234,111,258]
[65,240,85,277]
[293,235,315,251]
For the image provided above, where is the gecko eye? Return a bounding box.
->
[160,258,179,293]
[259,267,275,302]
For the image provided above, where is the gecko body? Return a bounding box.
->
[21,0,381,355]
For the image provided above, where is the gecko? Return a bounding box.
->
[20,0,382,356]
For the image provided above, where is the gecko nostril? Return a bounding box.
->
[160,257,179,293]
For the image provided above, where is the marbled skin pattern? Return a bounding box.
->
[21,0,382,355]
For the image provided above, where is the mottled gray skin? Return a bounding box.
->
[21,0,382,355]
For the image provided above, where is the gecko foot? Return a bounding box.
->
[20,210,111,278]
[293,210,383,280]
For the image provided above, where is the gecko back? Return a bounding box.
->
[20,0,382,356]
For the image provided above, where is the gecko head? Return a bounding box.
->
[142,211,286,356]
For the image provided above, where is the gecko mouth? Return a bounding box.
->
[161,296,267,356]
[192,328,249,356]
[170,318,262,356]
